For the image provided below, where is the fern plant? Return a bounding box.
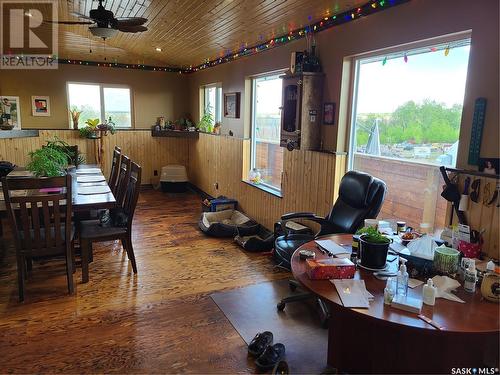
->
[27,147,68,177]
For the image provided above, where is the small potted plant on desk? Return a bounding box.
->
[357,226,392,270]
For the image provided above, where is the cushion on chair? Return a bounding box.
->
[199,209,260,237]
[274,233,315,270]
[79,219,127,239]
[234,226,274,252]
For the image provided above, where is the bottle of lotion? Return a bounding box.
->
[422,278,437,306]
[396,258,409,297]
[464,259,477,293]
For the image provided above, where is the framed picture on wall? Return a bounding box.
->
[0,96,21,129]
[224,92,240,118]
[323,102,336,125]
[31,96,50,117]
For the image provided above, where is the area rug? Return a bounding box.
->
[211,279,328,374]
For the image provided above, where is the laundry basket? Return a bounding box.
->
[160,165,188,192]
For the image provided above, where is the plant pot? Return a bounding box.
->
[359,234,391,269]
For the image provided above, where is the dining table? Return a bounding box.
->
[0,164,116,237]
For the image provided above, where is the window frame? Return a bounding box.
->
[346,32,471,170]
[201,83,222,124]
[66,81,134,129]
[250,72,284,195]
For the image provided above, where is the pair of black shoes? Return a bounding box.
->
[248,331,286,372]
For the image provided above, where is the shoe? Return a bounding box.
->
[255,343,286,371]
[248,331,273,356]
[272,360,289,374]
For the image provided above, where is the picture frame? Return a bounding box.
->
[224,92,240,118]
[323,102,336,125]
[478,158,500,175]
[31,96,50,117]
[0,96,21,129]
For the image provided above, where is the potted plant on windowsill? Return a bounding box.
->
[357,226,392,270]
[197,107,214,134]
[79,118,101,139]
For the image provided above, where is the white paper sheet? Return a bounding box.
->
[332,279,370,308]
[77,175,106,183]
[77,185,111,195]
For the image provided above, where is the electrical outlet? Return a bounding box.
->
[154,170,158,176]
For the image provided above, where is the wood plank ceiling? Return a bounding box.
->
[55,0,366,67]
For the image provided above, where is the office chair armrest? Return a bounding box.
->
[280,212,335,238]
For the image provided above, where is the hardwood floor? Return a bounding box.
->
[0,190,289,373]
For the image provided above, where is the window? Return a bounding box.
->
[348,37,471,230]
[67,83,132,128]
[250,74,284,193]
[202,84,222,124]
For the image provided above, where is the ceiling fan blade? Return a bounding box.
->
[116,25,148,33]
[44,20,94,24]
[115,17,147,26]
[69,11,94,20]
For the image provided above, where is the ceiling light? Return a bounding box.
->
[89,26,118,40]
[24,11,32,17]
[155,47,162,52]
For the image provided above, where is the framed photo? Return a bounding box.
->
[323,102,336,125]
[224,92,240,118]
[479,158,499,175]
[0,96,21,129]
[32,96,50,116]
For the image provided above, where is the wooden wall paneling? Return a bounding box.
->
[188,133,342,230]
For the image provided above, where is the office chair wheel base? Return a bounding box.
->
[277,301,286,311]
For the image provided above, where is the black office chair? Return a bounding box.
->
[275,171,387,326]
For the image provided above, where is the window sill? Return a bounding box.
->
[242,180,282,198]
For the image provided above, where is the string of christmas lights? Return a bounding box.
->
[6,0,410,73]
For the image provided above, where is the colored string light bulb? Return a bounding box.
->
[403,53,408,63]
[444,46,450,56]
[382,56,387,66]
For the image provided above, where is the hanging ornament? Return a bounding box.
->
[382,56,387,66]
[444,46,450,56]
[430,47,437,52]
[403,53,408,63]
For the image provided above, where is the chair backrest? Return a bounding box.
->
[114,145,121,153]
[1,175,73,257]
[123,162,142,231]
[322,171,387,235]
[109,147,122,195]
[115,154,131,207]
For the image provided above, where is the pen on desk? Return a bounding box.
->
[418,314,446,330]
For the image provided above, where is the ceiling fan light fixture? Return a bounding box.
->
[89,26,118,39]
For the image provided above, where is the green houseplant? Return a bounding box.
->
[27,137,85,177]
[197,107,214,133]
[356,226,392,269]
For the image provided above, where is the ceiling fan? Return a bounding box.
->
[46,0,148,39]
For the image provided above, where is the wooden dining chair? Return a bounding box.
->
[109,146,121,195]
[79,162,142,283]
[115,154,131,207]
[1,175,75,301]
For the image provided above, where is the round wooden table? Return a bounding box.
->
[292,234,500,373]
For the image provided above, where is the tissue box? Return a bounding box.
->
[306,258,356,280]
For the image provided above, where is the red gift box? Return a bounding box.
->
[306,258,356,280]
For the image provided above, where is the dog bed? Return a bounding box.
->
[234,226,274,252]
[199,209,260,237]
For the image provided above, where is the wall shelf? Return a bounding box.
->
[151,129,199,139]
[0,130,39,139]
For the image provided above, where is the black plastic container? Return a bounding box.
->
[359,234,391,269]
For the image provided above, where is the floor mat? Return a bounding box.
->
[211,279,328,374]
